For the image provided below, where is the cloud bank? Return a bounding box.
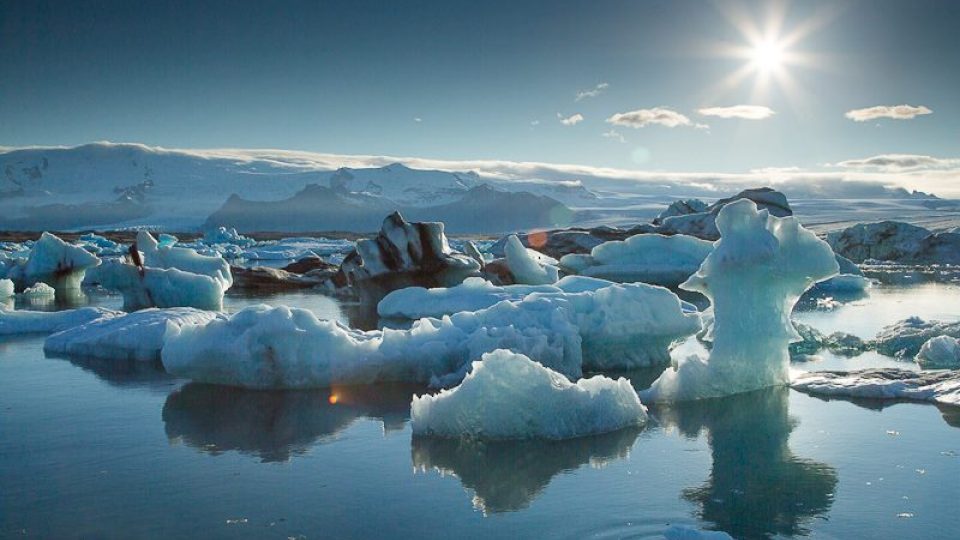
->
[845,104,933,122]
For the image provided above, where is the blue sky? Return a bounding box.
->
[2,0,958,177]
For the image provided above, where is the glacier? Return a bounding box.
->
[44,308,223,362]
[410,349,648,440]
[97,260,226,311]
[643,199,839,402]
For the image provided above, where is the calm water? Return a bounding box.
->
[2,284,959,539]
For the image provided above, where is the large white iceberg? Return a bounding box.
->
[378,276,701,369]
[643,199,839,402]
[44,308,223,362]
[97,260,226,311]
[792,368,960,406]
[136,231,232,291]
[3,232,100,292]
[559,233,714,287]
[916,335,960,369]
[504,235,559,285]
[410,349,648,440]
[162,298,582,389]
[0,307,121,335]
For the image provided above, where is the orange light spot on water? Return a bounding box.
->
[527,230,548,248]
[328,394,339,404]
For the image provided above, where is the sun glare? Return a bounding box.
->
[751,40,784,72]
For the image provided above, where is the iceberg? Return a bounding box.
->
[0,278,13,298]
[136,231,232,291]
[3,232,100,292]
[377,276,588,319]
[97,259,226,311]
[916,336,960,369]
[792,368,960,406]
[340,212,481,303]
[643,199,839,402]
[44,308,223,362]
[378,276,701,369]
[0,307,121,335]
[559,233,714,287]
[162,298,582,389]
[874,317,960,358]
[503,235,559,285]
[410,349,648,440]
[20,282,55,298]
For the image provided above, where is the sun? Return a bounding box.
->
[751,40,784,73]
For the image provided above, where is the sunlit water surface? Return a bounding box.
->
[1,284,959,539]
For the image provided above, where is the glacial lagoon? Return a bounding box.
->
[2,283,958,539]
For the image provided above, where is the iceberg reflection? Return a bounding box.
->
[162,382,419,462]
[411,427,641,513]
[657,387,837,539]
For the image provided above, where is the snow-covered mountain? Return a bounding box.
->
[205,183,575,234]
[0,142,596,231]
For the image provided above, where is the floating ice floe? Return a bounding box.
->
[20,282,56,298]
[916,335,960,369]
[0,278,13,298]
[44,308,223,362]
[98,260,227,311]
[202,226,255,248]
[96,231,233,310]
[162,298,582,389]
[642,199,839,402]
[558,233,714,287]
[378,276,701,369]
[2,232,101,293]
[792,368,960,406]
[410,349,648,440]
[504,234,559,285]
[873,316,960,358]
[136,231,232,291]
[0,307,121,335]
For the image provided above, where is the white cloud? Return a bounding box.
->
[558,112,584,126]
[575,82,609,102]
[698,105,775,120]
[836,154,960,171]
[530,120,540,126]
[607,107,707,129]
[414,117,422,123]
[845,104,932,122]
[601,130,626,143]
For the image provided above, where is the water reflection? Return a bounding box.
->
[411,427,641,514]
[162,382,419,462]
[64,356,178,393]
[799,393,960,430]
[656,388,837,540]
